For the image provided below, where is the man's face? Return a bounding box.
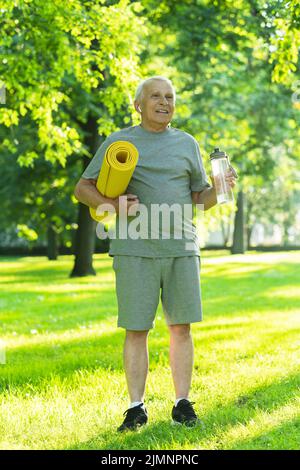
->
[137,80,175,128]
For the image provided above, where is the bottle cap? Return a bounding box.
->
[210,148,227,160]
[210,147,229,159]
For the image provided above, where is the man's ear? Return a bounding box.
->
[134,101,142,113]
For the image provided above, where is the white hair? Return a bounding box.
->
[134,76,176,102]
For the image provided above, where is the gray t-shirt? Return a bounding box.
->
[81,125,211,257]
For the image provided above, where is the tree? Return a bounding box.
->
[0,120,79,259]
[270,0,300,85]
[140,0,300,253]
[0,0,146,274]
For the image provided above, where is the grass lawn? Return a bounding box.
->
[0,250,299,450]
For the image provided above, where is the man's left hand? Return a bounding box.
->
[225,165,238,188]
[210,165,238,191]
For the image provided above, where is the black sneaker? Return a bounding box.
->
[117,404,148,432]
[172,399,200,427]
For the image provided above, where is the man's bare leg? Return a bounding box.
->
[123,330,149,403]
[168,324,193,399]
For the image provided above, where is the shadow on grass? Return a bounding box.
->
[1,259,299,338]
[0,265,112,285]
[1,253,299,450]
[202,262,299,291]
[230,416,300,450]
[0,328,125,392]
[1,312,299,398]
[67,371,300,450]
[0,287,118,335]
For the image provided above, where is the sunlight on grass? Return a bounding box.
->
[205,396,300,450]
[0,283,115,294]
[6,319,117,350]
[264,286,300,298]
[0,251,299,450]
[203,251,299,265]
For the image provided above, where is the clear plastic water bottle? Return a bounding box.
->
[210,148,235,204]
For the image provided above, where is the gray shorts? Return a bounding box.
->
[112,255,203,330]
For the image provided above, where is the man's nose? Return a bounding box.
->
[159,96,169,105]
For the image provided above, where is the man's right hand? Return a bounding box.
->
[111,194,140,215]
[74,178,140,215]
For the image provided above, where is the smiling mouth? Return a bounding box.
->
[156,110,169,114]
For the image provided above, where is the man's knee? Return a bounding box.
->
[168,323,191,338]
[125,329,149,342]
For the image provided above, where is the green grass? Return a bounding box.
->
[0,251,299,450]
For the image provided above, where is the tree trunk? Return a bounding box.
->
[231,190,247,254]
[70,202,96,277]
[282,219,290,247]
[220,217,227,246]
[47,225,58,260]
[225,217,232,247]
[245,199,252,248]
[282,197,293,247]
[247,225,254,248]
[220,218,231,247]
[70,114,102,277]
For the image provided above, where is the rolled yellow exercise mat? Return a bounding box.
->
[89,140,139,222]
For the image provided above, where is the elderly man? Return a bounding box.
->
[74,76,237,432]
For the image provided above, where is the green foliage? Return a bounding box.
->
[0,0,299,249]
[140,0,300,238]
[269,0,300,84]
[0,0,146,245]
[16,224,38,242]
[0,0,146,165]
[245,152,300,245]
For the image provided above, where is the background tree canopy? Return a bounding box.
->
[0,0,299,274]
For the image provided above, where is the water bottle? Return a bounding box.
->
[210,148,235,204]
